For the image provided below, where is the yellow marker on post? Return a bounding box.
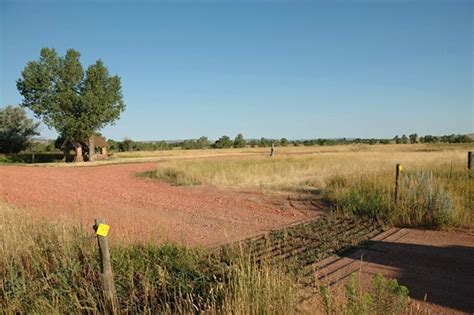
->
[398,164,403,172]
[96,223,110,237]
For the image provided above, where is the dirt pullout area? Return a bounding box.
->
[0,163,324,245]
[309,229,474,314]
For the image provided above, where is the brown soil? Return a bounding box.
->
[306,228,474,314]
[0,162,325,245]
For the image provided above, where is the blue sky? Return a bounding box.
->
[1,0,472,140]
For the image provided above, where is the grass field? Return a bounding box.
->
[1,143,472,313]
[10,143,469,166]
[141,145,467,190]
[142,144,473,229]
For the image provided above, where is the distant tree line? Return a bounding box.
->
[106,138,173,152]
[1,107,472,156]
[105,133,472,152]
[392,133,472,144]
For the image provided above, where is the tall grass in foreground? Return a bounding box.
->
[0,204,297,314]
[1,204,412,314]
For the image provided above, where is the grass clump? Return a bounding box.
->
[222,255,298,314]
[397,172,455,227]
[323,168,472,229]
[335,179,391,222]
[141,168,202,186]
[319,273,409,315]
[111,244,226,313]
[0,215,102,313]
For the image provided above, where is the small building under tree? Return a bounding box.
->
[60,135,108,162]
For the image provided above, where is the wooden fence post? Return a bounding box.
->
[270,142,275,157]
[394,164,402,204]
[93,218,118,313]
[468,151,472,170]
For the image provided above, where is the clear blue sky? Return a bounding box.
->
[1,0,472,141]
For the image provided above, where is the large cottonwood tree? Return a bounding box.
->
[17,48,125,162]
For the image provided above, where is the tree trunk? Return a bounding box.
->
[73,144,84,162]
[63,148,70,162]
[88,136,95,162]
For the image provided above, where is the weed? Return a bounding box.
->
[398,172,455,228]
[323,168,471,229]
[319,273,409,315]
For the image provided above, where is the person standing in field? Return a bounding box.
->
[270,142,275,157]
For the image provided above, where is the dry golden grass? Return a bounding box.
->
[141,143,472,228]
[24,143,471,168]
[143,144,470,191]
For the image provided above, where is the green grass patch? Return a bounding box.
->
[323,169,473,229]
[320,273,409,314]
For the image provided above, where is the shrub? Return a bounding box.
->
[0,152,64,163]
[398,172,455,228]
[213,135,233,149]
[370,273,409,314]
[339,181,391,222]
[233,133,246,148]
[319,273,409,315]
[118,138,136,152]
[324,170,459,229]
[324,177,391,222]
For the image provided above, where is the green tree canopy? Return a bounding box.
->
[259,137,271,147]
[119,138,135,152]
[196,136,210,149]
[0,105,40,154]
[233,133,246,148]
[213,135,233,149]
[16,48,125,161]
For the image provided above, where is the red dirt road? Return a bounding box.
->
[0,163,323,245]
[312,228,474,314]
